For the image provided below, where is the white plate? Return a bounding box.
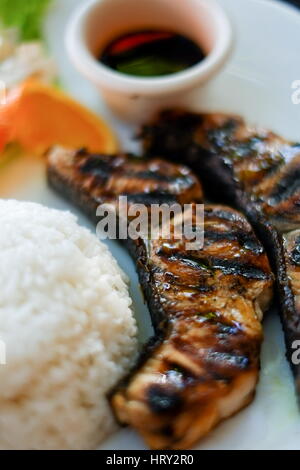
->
[2,0,300,450]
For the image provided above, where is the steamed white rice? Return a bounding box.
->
[0,200,137,450]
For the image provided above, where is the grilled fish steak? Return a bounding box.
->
[47,147,203,225]
[47,147,273,449]
[141,110,300,397]
[141,111,299,207]
[112,205,272,449]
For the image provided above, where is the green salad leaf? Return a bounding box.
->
[0,0,52,40]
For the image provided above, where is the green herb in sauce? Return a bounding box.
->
[100,30,205,78]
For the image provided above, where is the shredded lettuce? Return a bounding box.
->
[0,0,52,40]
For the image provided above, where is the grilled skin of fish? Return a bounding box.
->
[47,147,273,449]
[141,110,300,398]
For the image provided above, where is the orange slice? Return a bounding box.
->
[0,79,118,154]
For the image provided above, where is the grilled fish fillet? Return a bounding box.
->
[47,147,273,449]
[141,110,300,398]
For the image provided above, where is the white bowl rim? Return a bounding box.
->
[65,0,233,96]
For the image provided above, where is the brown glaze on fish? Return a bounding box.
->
[47,147,273,448]
[140,109,300,399]
[112,205,273,449]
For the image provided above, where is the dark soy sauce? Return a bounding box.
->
[100,30,205,77]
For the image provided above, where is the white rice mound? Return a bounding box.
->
[0,200,137,450]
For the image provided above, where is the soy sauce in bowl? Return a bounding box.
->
[100,30,205,77]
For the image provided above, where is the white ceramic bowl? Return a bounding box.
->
[66,0,232,121]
